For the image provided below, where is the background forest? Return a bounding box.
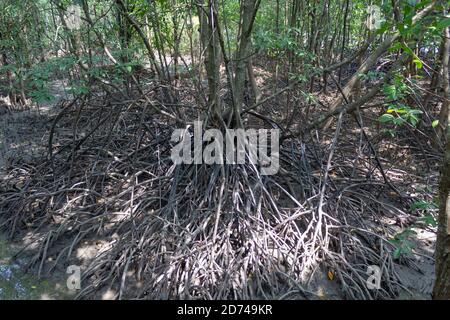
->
[0,0,449,300]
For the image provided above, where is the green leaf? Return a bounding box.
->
[382,129,396,137]
[393,247,402,259]
[413,58,423,69]
[389,42,403,52]
[436,18,450,31]
[402,240,415,253]
[408,115,418,126]
[411,200,438,210]
[401,43,414,56]
[379,114,395,123]
[418,214,437,227]
[408,109,423,115]
[432,120,439,128]
[393,117,407,125]
[395,228,417,240]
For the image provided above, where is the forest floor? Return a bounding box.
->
[0,64,440,299]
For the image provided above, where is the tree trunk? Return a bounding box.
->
[232,0,260,128]
[437,26,450,141]
[423,40,444,110]
[433,26,450,299]
[198,0,222,119]
[338,0,350,83]
[247,55,260,104]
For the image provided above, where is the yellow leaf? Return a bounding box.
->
[327,270,334,280]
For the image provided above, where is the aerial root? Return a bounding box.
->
[0,92,415,299]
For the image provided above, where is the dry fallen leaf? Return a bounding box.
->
[327,270,334,280]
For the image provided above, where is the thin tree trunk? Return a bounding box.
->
[437,26,450,140]
[433,26,450,300]
[423,40,444,110]
[247,55,260,104]
[198,0,222,118]
[232,0,260,128]
[338,0,350,83]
